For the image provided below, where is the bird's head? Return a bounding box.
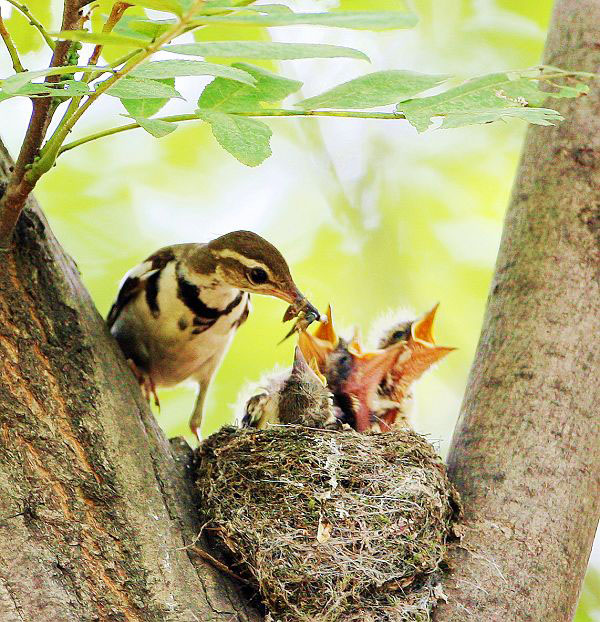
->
[279,347,337,427]
[334,342,408,432]
[378,303,455,385]
[206,230,322,331]
[241,391,271,428]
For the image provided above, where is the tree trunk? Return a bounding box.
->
[434,1,600,620]
[0,139,259,621]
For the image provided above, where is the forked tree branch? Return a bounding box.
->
[0,0,207,249]
[0,0,83,249]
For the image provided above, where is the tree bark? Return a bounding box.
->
[435,1,600,620]
[0,140,260,621]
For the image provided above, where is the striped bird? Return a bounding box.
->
[107,230,321,439]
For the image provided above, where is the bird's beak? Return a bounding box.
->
[348,326,363,355]
[399,303,455,381]
[341,342,409,433]
[298,330,335,370]
[292,346,327,386]
[411,303,439,345]
[395,345,455,386]
[279,287,324,342]
[313,304,337,345]
[280,286,319,320]
[343,342,409,395]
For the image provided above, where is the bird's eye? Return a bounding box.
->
[248,267,268,285]
[391,328,410,342]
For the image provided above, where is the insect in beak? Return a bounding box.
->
[279,292,325,344]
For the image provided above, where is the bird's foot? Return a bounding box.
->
[127,359,160,409]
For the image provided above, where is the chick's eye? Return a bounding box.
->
[248,267,268,285]
[392,329,410,342]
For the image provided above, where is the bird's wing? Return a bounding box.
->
[106,245,179,328]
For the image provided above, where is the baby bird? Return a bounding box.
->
[299,307,408,432]
[374,304,455,430]
[298,304,454,432]
[107,230,321,439]
[240,346,338,429]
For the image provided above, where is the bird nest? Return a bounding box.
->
[196,426,460,622]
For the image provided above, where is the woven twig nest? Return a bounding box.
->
[196,426,460,622]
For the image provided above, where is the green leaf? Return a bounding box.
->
[124,0,191,16]
[196,110,272,166]
[53,30,148,47]
[198,63,302,112]
[297,70,448,110]
[440,107,564,129]
[164,41,369,61]
[127,115,178,137]
[1,65,98,93]
[114,16,175,40]
[193,10,418,30]
[5,0,52,55]
[106,76,182,99]
[396,69,590,132]
[121,78,175,117]
[0,79,92,99]
[131,60,256,84]
[50,80,93,97]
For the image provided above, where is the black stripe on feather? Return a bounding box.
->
[176,263,244,323]
[107,276,140,328]
[145,270,161,317]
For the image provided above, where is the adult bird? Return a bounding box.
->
[240,346,339,430]
[107,230,321,439]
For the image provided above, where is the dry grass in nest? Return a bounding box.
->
[196,426,460,622]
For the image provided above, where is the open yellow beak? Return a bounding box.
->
[397,345,456,386]
[297,303,339,371]
[313,304,337,346]
[298,330,335,370]
[341,341,408,433]
[411,303,439,345]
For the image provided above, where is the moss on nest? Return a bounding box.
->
[196,426,460,622]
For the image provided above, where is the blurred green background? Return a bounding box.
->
[1,0,598,618]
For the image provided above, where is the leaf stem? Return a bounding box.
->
[87,2,133,67]
[4,0,56,51]
[0,9,25,73]
[46,2,133,170]
[57,109,407,155]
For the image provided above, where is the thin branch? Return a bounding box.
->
[57,109,407,155]
[0,8,25,73]
[4,0,55,51]
[0,0,82,248]
[87,2,132,66]
[188,546,250,585]
[33,0,206,178]
[50,1,133,171]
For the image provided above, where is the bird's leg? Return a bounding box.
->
[127,359,160,408]
[190,378,209,442]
